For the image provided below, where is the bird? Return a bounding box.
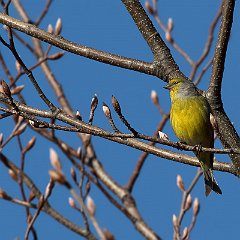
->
[164,78,222,196]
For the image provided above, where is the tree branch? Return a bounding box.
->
[0,93,235,175]
[206,0,240,175]
[0,12,155,76]
[0,153,96,240]
[121,0,185,81]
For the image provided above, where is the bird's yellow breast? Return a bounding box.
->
[170,96,212,147]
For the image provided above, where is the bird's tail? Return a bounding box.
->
[203,168,222,196]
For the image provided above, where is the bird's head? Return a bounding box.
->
[164,78,184,99]
[164,78,196,100]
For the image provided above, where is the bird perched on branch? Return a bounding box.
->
[164,78,222,196]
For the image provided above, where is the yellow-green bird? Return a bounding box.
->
[164,78,222,196]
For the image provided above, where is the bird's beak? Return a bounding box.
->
[163,83,171,90]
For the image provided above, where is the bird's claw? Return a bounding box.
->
[194,144,202,155]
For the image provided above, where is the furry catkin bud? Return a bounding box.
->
[151,90,159,105]
[102,103,111,118]
[68,197,77,209]
[0,189,10,199]
[165,31,174,44]
[167,18,174,32]
[75,111,82,121]
[193,198,200,215]
[86,196,95,216]
[54,18,62,35]
[50,148,62,171]
[60,142,68,152]
[182,227,189,240]
[172,214,178,228]
[185,194,192,210]
[158,131,169,141]
[15,61,21,73]
[145,1,155,15]
[176,174,185,191]
[8,169,18,182]
[47,24,53,34]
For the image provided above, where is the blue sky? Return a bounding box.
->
[0,1,239,239]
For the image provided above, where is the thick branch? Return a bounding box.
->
[121,0,185,81]
[207,0,240,175]
[0,93,234,175]
[0,13,155,76]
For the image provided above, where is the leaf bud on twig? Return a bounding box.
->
[54,18,62,35]
[111,95,121,114]
[145,1,156,15]
[167,18,174,32]
[49,148,62,171]
[185,194,192,211]
[165,31,174,44]
[75,111,82,121]
[11,85,25,95]
[8,169,18,182]
[47,24,53,34]
[48,51,65,60]
[102,103,111,119]
[193,197,200,215]
[182,227,189,240]
[176,174,185,192]
[15,60,22,73]
[172,214,178,228]
[86,196,96,216]
[151,90,159,105]
[68,197,77,209]
[158,131,169,141]
[14,123,27,136]
[23,136,36,153]
[0,188,10,200]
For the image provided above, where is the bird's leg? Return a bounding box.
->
[194,144,202,155]
[176,141,186,151]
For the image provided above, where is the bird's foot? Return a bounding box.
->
[194,144,202,155]
[176,141,186,150]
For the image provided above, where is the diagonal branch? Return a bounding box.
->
[121,0,185,81]
[0,12,155,77]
